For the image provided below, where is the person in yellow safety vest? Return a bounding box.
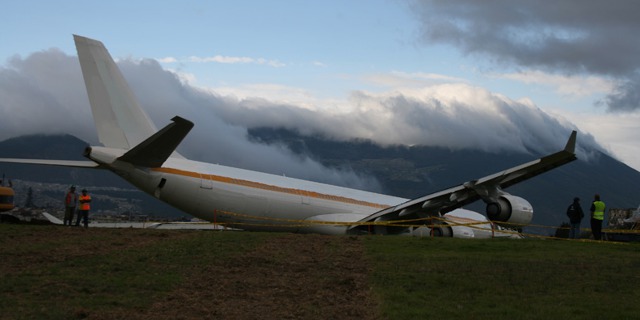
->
[590,194,606,240]
[75,189,91,228]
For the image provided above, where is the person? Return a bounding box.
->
[75,189,91,228]
[63,186,78,226]
[590,194,606,240]
[566,197,584,239]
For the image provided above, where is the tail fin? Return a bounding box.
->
[74,35,158,150]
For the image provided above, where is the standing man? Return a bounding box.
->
[566,197,584,239]
[590,194,606,240]
[63,186,78,226]
[75,189,92,228]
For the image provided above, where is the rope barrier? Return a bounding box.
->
[196,209,640,241]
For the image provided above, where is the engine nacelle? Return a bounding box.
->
[413,223,475,239]
[486,195,533,225]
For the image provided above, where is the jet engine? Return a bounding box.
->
[485,195,533,225]
[413,224,475,238]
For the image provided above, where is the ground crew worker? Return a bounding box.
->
[75,189,91,228]
[590,194,605,240]
[63,186,78,226]
[566,197,584,239]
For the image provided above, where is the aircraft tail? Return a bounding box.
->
[74,35,158,150]
[1,36,190,170]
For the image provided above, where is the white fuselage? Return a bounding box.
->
[100,149,405,233]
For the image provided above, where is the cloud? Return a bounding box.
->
[406,0,640,111]
[1,49,604,190]
[0,49,95,141]
[160,55,286,67]
[0,50,378,191]
[554,109,640,169]
[364,71,467,89]
[498,70,614,98]
[157,57,177,63]
[601,74,640,112]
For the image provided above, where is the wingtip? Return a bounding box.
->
[73,34,103,47]
[72,34,86,42]
[564,130,577,153]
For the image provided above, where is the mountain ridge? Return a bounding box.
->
[2,132,639,232]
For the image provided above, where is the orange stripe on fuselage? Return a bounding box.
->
[152,167,390,209]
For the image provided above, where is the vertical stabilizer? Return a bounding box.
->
[74,35,158,149]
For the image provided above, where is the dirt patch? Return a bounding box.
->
[0,226,191,275]
[117,233,379,320]
[1,226,381,319]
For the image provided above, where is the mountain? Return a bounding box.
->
[2,132,639,233]
[247,127,640,232]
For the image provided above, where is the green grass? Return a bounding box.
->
[1,224,639,319]
[0,225,268,319]
[363,237,640,319]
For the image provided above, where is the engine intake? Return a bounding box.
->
[486,195,533,225]
[430,224,453,237]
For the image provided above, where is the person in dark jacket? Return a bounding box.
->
[566,197,584,239]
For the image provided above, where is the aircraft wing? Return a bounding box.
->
[0,158,99,168]
[348,131,577,232]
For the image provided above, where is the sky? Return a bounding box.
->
[1,0,639,191]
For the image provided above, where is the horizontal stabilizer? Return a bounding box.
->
[42,211,64,225]
[0,158,99,168]
[117,116,194,167]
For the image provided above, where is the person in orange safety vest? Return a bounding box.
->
[75,189,92,228]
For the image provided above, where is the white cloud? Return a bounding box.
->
[2,49,633,185]
[364,71,467,89]
[183,55,285,67]
[157,57,177,63]
[498,70,614,98]
[210,83,320,110]
[557,110,640,170]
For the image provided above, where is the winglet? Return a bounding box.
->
[117,116,194,167]
[564,130,577,153]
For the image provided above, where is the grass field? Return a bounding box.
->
[1,224,639,319]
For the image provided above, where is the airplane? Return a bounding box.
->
[0,35,577,238]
